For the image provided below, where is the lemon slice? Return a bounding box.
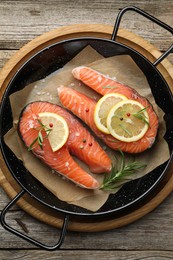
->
[94,93,128,134]
[38,112,69,152]
[107,100,149,142]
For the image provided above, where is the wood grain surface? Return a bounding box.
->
[0,1,173,259]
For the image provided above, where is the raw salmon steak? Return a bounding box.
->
[58,66,158,153]
[18,101,111,189]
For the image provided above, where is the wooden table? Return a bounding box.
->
[0,1,173,259]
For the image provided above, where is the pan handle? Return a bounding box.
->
[111,6,173,66]
[0,189,69,251]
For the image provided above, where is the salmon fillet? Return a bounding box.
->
[18,101,112,189]
[58,66,158,154]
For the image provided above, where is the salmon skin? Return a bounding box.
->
[18,101,112,189]
[58,66,159,154]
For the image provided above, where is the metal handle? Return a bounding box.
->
[0,189,69,251]
[112,6,173,66]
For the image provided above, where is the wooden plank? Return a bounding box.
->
[0,193,173,250]
[0,0,173,255]
[0,250,173,259]
[0,0,172,50]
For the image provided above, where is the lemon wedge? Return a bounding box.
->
[94,93,128,134]
[107,100,149,142]
[38,112,69,152]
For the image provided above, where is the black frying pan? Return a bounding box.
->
[0,6,173,250]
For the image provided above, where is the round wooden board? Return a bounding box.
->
[0,24,173,232]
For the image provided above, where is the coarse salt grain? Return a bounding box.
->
[65,162,70,167]
[28,120,34,128]
[132,93,138,99]
[125,118,134,124]
[98,75,102,82]
[33,115,37,120]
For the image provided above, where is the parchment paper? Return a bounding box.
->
[4,46,170,211]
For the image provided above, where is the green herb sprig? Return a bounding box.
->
[28,119,52,151]
[119,124,132,137]
[100,150,146,192]
[133,106,150,126]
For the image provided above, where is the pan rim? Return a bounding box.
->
[0,36,173,218]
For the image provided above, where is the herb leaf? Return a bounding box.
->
[28,119,52,151]
[28,137,38,151]
[133,106,150,126]
[100,150,146,192]
[38,131,43,149]
[119,124,132,137]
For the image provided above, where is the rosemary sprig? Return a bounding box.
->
[133,106,150,126]
[28,119,52,151]
[100,150,146,192]
[119,124,132,137]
